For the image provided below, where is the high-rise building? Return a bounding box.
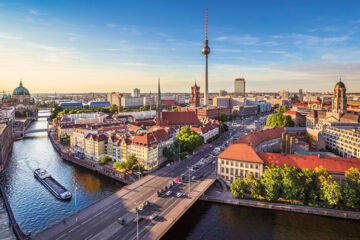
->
[234,78,245,97]
[299,89,303,102]
[107,92,122,107]
[202,9,210,106]
[190,82,200,107]
[280,90,289,100]
[132,88,140,97]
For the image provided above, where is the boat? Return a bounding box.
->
[34,168,72,200]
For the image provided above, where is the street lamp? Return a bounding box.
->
[74,186,78,221]
[134,202,140,240]
[187,166,191,194]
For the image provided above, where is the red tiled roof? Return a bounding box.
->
[161,99,178,106]
[234,127,284,148]
[284,110,297,115]
[259,152,360,173]
[128,124,142,132]
[132,128,171,147]
[98,125,127,134]
[190,123,218,134]
[160,111,201,126]
[218,144,263,163]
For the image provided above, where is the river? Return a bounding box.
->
[1,111,360,239]
[0,111,123,236]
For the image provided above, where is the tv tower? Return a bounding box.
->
[202,9,211,106]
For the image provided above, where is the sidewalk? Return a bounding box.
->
[201,184,360,220]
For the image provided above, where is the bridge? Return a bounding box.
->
[25,128,48,134]
[34,137,225,240]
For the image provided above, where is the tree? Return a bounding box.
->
[321,180,342,207]
[176,126,204,153]
[260,165,282,201]
[266,106,294,128]
[244,172,261,199]
[140,124,146,130]
[231,178,247,198]
[281,165,305,201]
[100,156,111,165]
[126,154,139,170]
[341,182,358,209]
[300,168,319,204]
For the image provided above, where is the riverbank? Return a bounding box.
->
[0,121,13,172]
[201,183,360,220]
[49,132,134,185]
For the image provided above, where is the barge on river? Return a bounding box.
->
[34,168,72,200]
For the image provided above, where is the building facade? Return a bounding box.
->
[234,78,245,97]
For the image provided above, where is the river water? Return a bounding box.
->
[1,111,360,239]
[0,111,123,236]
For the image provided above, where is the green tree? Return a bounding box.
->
[281,165,305,201]
[176,126,204,153]
[140,124,146,130]
[341,182,358,209]
[126,154,139,170]
[266,106,294,128]
[260,165,282,201]
[231,178,247,198]
[244,172,261,199]
[300,168,319,204]
[100,156,111,165]
[321,180,342,207]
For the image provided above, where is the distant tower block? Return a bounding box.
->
[202,9,211,106]
[234,78,245,97]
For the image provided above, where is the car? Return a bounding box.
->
[143,201,150,208]
[118,217,125,225]
[165,190,172,196]
[133,216,143,223]
[191,176,197,180]
[176,192,183,197]
[150,213,158,220]
[137,206,143,211]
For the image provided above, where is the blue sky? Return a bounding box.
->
[1,0,360,93]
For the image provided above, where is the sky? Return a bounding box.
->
[1,0,360,94]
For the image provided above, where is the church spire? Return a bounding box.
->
[19,79,23,87]
[157,77,162,110]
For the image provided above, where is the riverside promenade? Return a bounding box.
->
[201,184,360,220]
[49,132,134,185]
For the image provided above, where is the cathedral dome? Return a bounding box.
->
[13,81,30,96]
[335,80,346,89]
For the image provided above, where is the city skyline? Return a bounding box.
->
[1,0,360,93]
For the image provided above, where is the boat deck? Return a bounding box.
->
[43,177,67,194]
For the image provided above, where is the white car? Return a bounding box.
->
[165,191,172,196]
[176,192,183,197]
[150,213,158,220]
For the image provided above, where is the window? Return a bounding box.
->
[230,168,234,174]
[250,164,253,169]
[255,172,258,178]
[221,167,224,173]
[226,161,229,165]
[226,168,229,174]
[235,169,239,176]
[231,161,233,166]
[240,170,243,177]
[235,162,238,167]
[255,164,259,169]
[245,163,248,168]
[221,160,224,164]
[241,163,243,167]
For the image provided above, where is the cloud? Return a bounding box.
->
[214,35,259,45]
[106,23,117,28]
[30,9,38,15]
[0,32,23,40]
[34,44,59,51]
[67,33,83,42]
[118,62,154,67]
[271,62,360,75]
[292,33,350,45]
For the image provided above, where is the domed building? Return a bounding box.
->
[2,81,36,116]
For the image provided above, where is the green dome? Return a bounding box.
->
[13,81,30,96]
